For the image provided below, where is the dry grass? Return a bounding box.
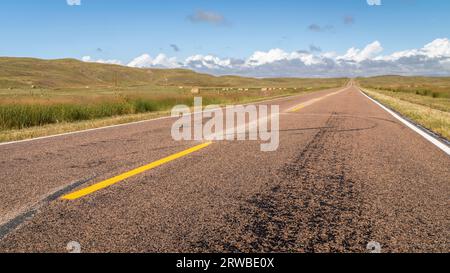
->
[0,110,171,143]
[0,91,316,143]
[0,57,348,90]
[0,88,326,132]
[362,88,450,140]
[0,57,348,142]
[357,76,450,99]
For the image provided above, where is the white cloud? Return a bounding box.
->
[245,49,289,66]
[81,56,91,62]
[184,55,232,69]
[422,38,450,58]
[245,49,323,66]
[321,51,338,59]
[81,56,122,65]
[375,38,450,61]
[374,49,419,61]
[127,53,180,68]
[67,0,81,6]
[127,54,151,67]
[152,54,180,68]
[96,59,123,65]
[185,55,231,69]
[81,38,450,77]
[367,0,381,6]
[191,38,449,77]
[337,41,383,62]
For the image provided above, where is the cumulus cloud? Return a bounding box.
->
[66,0,81,6]
[81,56,122,65]
[245,49,323,67]
[183,38,450,77]
[187,10,229,26]
[127,53,180,68]
[422,38,450,58]
[82,38,450,77]
[375,38,450,61]
[245,49,290,66]
[185,55,232,69]
[337,41,383,62]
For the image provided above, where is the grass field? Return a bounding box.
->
[357,76,450,99]
[0,57,347,142]
[358,76,450,140]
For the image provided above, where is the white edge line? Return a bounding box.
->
[0,88,341,147]
[0,114,176,147]
[360,89,450,156]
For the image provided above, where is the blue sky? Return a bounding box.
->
[1,0,450,77]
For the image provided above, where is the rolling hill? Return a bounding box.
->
[0,57,347,90]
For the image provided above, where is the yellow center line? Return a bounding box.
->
[61,142,213,200]
[288,90,343,113]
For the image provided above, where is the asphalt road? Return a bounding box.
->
[0,85,448,253]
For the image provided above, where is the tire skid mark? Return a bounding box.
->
[0,175,97,241]
[192,113,373,252]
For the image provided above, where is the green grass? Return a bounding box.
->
[0,88,326,131]
[0,88,337,143]
[358,76,450,140]
[359,89,450,113]
[0,99,166,130]
[357,75,450,99]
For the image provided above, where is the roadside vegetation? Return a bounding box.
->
[358,76,450,140]
[357,76,450,99]
[0,57,347,142]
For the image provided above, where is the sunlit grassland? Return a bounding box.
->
[357,76,450,99]
[0,86,341,132]
[0,87,343,142]
[363,85,450,139]
[0,57,347,142]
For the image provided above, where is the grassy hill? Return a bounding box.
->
[0,57,347,90]
[0,57,157,89]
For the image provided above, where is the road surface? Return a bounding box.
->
[0,85,448,253]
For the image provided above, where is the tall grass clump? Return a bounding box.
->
[0,93,242,131]
[0,102,129,130]
[0,85,328,131]
[0,96,198,130]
